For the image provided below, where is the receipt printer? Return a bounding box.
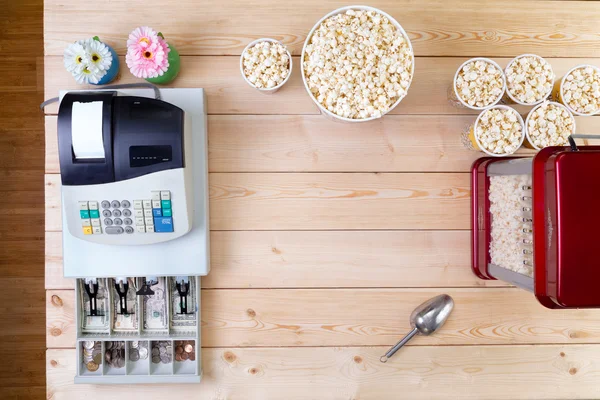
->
[57,89,209,278]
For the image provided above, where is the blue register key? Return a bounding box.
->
[152,208,162,217]
[154,217,174,233]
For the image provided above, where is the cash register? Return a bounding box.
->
[57,88,208,383]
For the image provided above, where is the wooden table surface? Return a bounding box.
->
[44,1,600,398]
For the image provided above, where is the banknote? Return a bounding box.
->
[80,278,109,333]
[170,277,197,332]
[143,277,168,332]
[112,278,139,332]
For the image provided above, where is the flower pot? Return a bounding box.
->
[145,43,180,85]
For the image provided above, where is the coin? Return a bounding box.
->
[152,356,160,364]
[93,352,102,365]
[160,354,169,364]
[86,361,99,372]
[189,352,195,361]
[105,341,113,350]
[138,347,148,359]
[181,352,189,361]
[184,344,193,353]
[131,341,139,348]
[83,341,95,350]
[176,346,184,354]
[116,357,125,368]
[175,354,182,362]
[151,348,159,357]
[129,349,140,362]
[159,347,167,356]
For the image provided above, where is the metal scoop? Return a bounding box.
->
[380,294,454,363]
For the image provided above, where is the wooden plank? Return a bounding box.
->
[42,56,600,115]
[44,0,600,57]
[45,172,470,231]
[47,288,600,348]
[44,230,506,289]
[47,346,600,399]
[45,232,73,290]
[46,115,542,174]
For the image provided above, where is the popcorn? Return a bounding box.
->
[489,174,533,278]
[561,65,600,115]
[475,107,523,155]
[526,102,575,148]
[505,55,554,104]
[303,9,413,120]
[242,41,290,89]
[455,59,505,108]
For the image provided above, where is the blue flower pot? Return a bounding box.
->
[93,44,119,85]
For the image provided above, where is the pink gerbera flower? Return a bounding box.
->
[126,26,171,79]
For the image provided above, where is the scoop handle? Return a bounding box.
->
[380,328,418,363]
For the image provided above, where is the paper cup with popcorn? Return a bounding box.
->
[451,58,506,110]
[552,64,600,116]
[462,105,525,156]
[301,6,414,122]
[525,101,576,150]
[503,54,554,106]
[240,38,292,94]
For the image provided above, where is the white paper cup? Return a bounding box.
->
[452,57,506,110]
[301,5,414,123]
[240,38,293,94]
[503,54,554,106]
[469,105,525,157]
[524,101,576,150]
[552,64,600,116]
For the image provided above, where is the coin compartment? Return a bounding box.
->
[103,341,126,375]
[126,340,150,376]
[79,340,103,376]
[169,276,198,336]
[150,340,174,375]
[173,339,197,375]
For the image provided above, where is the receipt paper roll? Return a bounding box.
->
[71,101,105,159]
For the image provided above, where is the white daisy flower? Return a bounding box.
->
[83,38,112,72]
[63,41,87,73]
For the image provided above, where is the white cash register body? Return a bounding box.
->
[57,88,209,383]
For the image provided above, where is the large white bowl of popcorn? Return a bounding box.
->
[240,38,293,93]
[301,6,414,122]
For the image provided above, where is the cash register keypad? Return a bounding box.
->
[78,191,173,235]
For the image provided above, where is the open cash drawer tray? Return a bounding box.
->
[75,276,201,383]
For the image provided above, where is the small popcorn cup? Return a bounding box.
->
[240,38,293,94]
[552,64,600,116]
[502,54,554,106]
[461,105,525,156]
[524,101,576,150]
[450,57,506,110]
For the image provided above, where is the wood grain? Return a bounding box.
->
[43,56,600,115]
[46,115,541,174]
[44,0,600,57]
[47,288,600,348]
[45,172,470,231]
[45,230,506,290]
[47,346,600,400]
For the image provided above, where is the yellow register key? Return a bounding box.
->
[83,226,93,235]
